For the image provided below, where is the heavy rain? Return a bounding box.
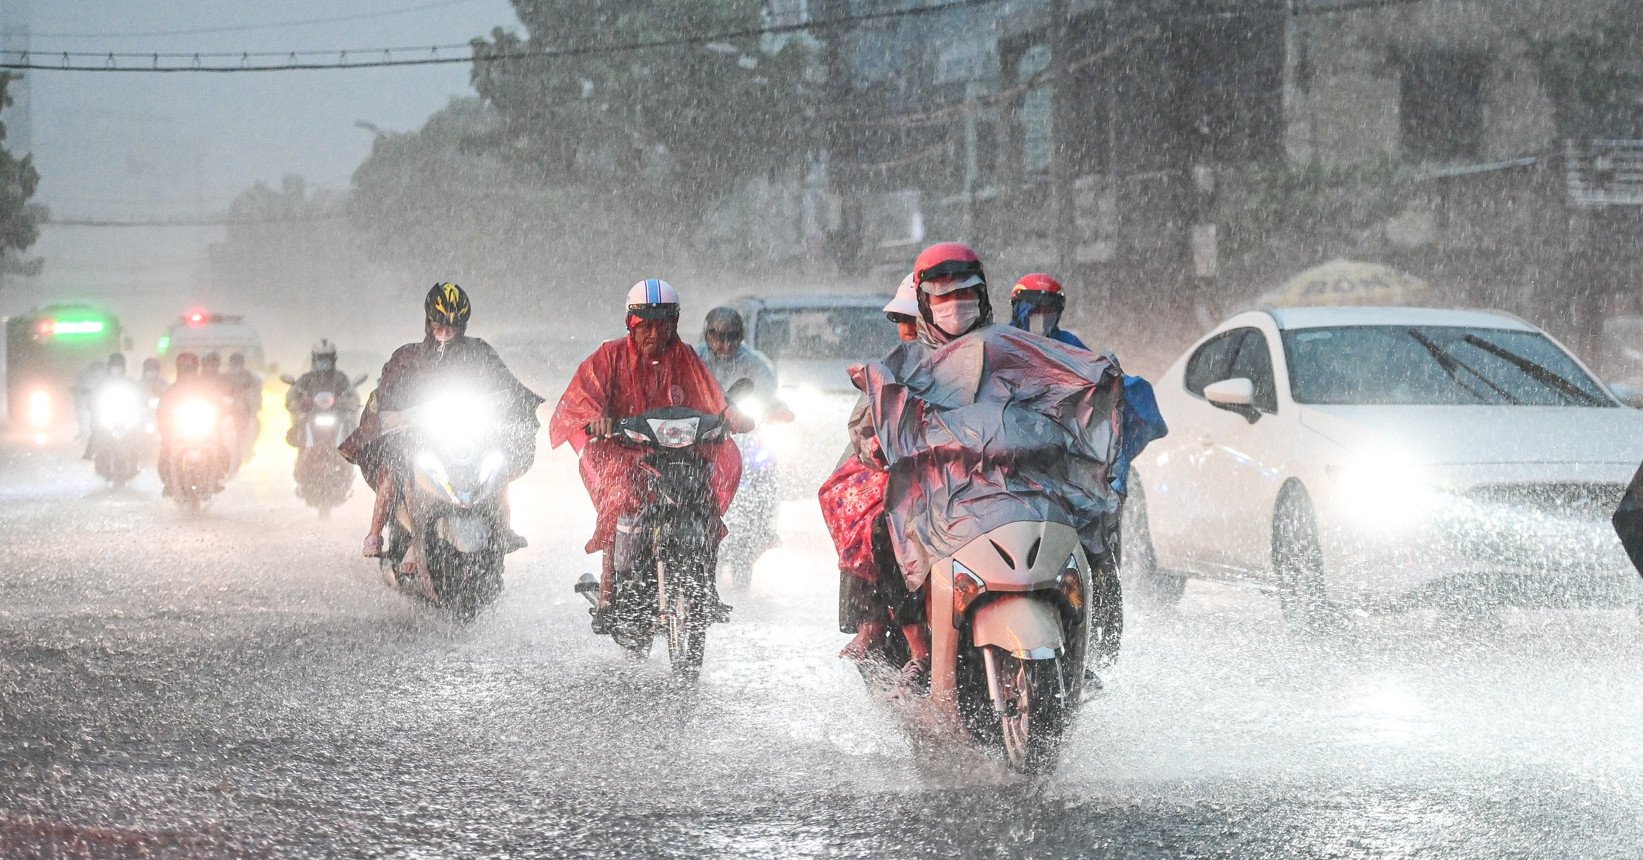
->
[2,1,1642,857]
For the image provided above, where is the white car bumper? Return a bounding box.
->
[1317,467,1641,610]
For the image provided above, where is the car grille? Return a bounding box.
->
[1459,482,1626,521]
[1443,482,1629,571]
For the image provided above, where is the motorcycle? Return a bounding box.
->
[163,394,232,512]
[575,380,748,679]
[89,380,152,487]
[280,373,366,518]
[379,389,514,621]
[856,520,1098,774]
[718,430,780,590]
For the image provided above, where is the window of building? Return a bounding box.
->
[1400,51,1486,162]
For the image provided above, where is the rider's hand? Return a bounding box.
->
[586,418,616,439]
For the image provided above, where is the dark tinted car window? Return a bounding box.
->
[1184,329,1245,396]
[1283,325,1614,407]
[1229,330,1279,412]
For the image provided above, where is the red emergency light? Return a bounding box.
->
[185,310,208,326]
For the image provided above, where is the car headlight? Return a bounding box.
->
[1328,449,1442,529]
[25,389,53,428]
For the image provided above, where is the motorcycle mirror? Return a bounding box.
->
[279,374,297,385]
[353,374,368,387]
[726,378,755,400]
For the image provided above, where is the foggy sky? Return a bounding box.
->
[8,0,519,333]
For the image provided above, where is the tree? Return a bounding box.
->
[469,1,811,252]
[347,96,654,305]
[0,72,45,287]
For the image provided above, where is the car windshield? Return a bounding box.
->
[1283,325,1614,407]
[753,306,900,363]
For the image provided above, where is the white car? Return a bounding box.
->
[1125,306,1643,629]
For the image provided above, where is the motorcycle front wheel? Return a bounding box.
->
[665,585,706,680]
[989,649,1068,775]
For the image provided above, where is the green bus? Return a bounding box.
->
[4,304,124,433]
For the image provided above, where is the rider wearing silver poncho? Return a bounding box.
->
[847,244,1126,598]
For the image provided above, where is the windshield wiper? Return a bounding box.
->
[1406,329,1519,405]
[1461,334,1604,406]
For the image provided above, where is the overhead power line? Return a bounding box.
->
[0,0,1004,72]
[44,214,345,228]
[25,0,489,40]
[0,0,1428,73]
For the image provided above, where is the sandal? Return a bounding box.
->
[362,534,384,558]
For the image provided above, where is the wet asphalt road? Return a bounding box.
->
[2,434,1643,859]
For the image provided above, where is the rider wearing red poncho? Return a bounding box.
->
[549,279,748,628]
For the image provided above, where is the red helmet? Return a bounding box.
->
[1012,273,1063,296]
[913,242,984,290]
[1011,272,1066,312]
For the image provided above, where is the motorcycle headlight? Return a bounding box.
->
[647,416,701,448]
[423,392,495,446]
[176,399,219,440]
[98,388,141,428]
[952,560,987,626]
[1058,558,1084,616]
[313,414,338,428]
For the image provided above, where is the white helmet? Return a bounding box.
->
[626,278,681,319]
[883,272,918,318]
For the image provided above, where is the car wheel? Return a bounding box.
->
[1273,485,1334,635]
[1120,481,1185,611]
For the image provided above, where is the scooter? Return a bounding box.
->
[89,380,151,487]
[719,431,779,590]
[576,380,747,680]
[280,373,366,518]
[380,390,512,621]
[163,394,232,512]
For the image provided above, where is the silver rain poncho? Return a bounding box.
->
[848,325,1126,590]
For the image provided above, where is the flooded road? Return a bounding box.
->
[2,436,1642,858]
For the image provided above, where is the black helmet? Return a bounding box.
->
[425,282,472,329]
[106,353,126,373]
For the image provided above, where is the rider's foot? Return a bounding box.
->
[499,527,528,553]
[898,658,930,693]
[362,534,384,558]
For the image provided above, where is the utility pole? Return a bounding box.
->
[0,0,32,155]
[1049,0,1074,276]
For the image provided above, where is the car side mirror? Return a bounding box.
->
[353,374,369,387]
[1611,382,1643,409]
[279,373,297,385]
[726,378,755,400]
[1204,377,1260,422]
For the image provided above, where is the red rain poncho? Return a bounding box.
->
[549,335,742,554]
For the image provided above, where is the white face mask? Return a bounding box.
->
[930,297,981,337]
